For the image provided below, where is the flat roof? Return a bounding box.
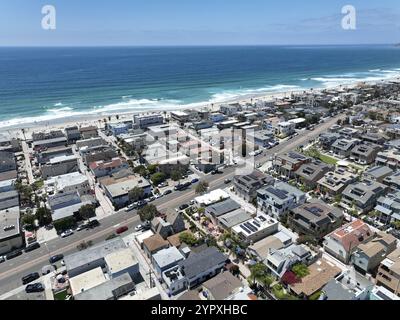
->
[152,247,185,269]
[217,209,252,229]
[69,267,107,296]
[104,249,138,274]
[64,238,127,272]
[0,206,20,240]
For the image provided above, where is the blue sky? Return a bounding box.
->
[0,0,399,45]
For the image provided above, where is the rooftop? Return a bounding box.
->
[152,247,185,269]
[69,267,107,296]
[202,271,243,300]
[104,248,138,274]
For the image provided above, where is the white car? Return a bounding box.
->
[154,193,163,199]
[61,229,74,238]
[0,256,5,263]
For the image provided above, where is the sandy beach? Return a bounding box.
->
[2,75,399,140]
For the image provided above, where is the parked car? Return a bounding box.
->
[0,256,5,263]
[154,193,163,199]
[136,200,147,208]
[147,196,156,202]
[25,283,44,293]
[157,182,168,188]
[176,204,189,212]
[6,250,22,260]
[22,272,40,285]
[49,254,64,264]
[163,189,172,196]
[61,229,74,238]
[224,178,232,184]
[87,220,100,229]
[174,184,184,191]
[125,203,137,212]
[76,224,88,231]
[24,242,41,253]
[191,178,199,184]
[116,226,129,234]
[183,182,191,188]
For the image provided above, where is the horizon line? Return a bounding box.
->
[0,43,397,48]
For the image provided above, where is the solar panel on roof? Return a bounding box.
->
[267,187,288,200]
[245,222,257,232]
[253,221,261,227]
[239,225,252,234]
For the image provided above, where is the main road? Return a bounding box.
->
[0,113,343,296]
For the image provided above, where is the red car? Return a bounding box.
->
[116,226,128,234]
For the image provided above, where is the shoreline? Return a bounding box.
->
[2,74,400,137]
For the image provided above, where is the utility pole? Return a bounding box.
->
[147,269,154,288]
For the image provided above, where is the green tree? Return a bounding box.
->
[249,263,268,283]
[170,170,183,182]
[21,213,36,227]
[79,204,96,222]
[53,217,75,232]
[138,204,158,222]
[151,172,167,186]
[292,264,310,278]
[133,165,148,177]
[129,187,144,202]
[195,181,209,195]
[147,164,158,175]
[35,206,52,226]
[179,232,198,246]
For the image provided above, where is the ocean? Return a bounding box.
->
[0,45,400,128]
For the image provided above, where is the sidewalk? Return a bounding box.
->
[36,227,58,244]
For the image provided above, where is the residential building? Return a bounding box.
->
[89,157,129,178]
[375,191,400,225]
[0,206,22,255]
[217,210,253,230]
[323,219,374,264]
[233,170,274,202]
[375,149,400,171]
[350,144,381,165]
[331,138,360,159]
[48,191,95,222]
[65,126,81,142]
[152,247,185,275]
[36,146,73,165]
[247,130,275,148]
[277,121,295,138]
[41,155,79,179]
[220,103,242,116]
[201,271,243,300]
[104,248,140,280]
[294,161,332,188]
[32,130,64,142]
[364,166,393,183]
[142,234,169,258]
[82,147,119,166]
[319,133,341,150]
[273,152,310,179]
[266,244,317,278]
[289,259,341,298]
[162,265,188,295]
[383,171,400,192]
[340,180,387,214]
[64,238,128,278]
[204,198,241,223]
[209,113,227,123]
[231,214,279,244]
[0,190,19,211]
[351,232,397,275]
[247,231,293,261]
[0,151,16,173]
[257,181,306,219]
[79,126,98,139]
[74,273,135,300]
[45,172,90,196]
[317,168,358,195]
[76,137,106,151]
[101,175,151,209]
[32,136,68,151]
[178,247,228,288]
[288,199,344,241]
[134,113,164,129]
[376,248,400,296]
[194,189,230,207]
[170,111,190,124]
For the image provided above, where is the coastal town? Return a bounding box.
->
[2,79,400,301]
